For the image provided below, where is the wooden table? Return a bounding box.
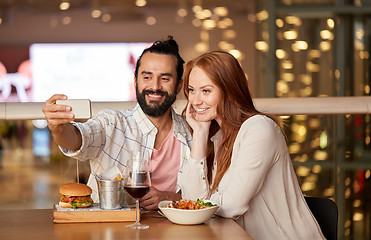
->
[0,209,253,240]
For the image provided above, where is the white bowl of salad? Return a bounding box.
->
[158,199,219,225]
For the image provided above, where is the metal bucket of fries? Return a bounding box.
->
[96,177,125,210]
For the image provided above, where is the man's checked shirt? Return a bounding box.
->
[60,103,192,202]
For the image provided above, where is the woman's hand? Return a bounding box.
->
[185,102,211,134]
[185,102,210,160]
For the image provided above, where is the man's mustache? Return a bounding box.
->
[142,89,169,96]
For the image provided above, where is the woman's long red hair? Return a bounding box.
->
[183,51,281,192]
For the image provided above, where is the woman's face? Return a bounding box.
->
[187,66,222,125]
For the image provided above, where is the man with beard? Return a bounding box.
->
[42,36,192,210]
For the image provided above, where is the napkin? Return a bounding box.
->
[98,166,122,180]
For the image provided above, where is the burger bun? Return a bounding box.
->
[59,182,92,197]
[58,201,93,208]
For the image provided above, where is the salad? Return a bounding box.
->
[166,199,217,210]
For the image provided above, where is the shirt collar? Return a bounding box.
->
[133,103,156,136]
[133,103,184,137]
[210,130,223,143]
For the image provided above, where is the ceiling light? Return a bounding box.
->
[146,16,156,25]
[283,30,298,40]
[327,19,335,29]
[192,18,202,27]
[356,29,364,40]
[295,41,308,50]
[299,86,313,97]
[59,1,70,11]
[301,74,312,85]
[177,8,188,17]
[282,60,293,69]
[306,62,320,72]
[200,31,209,41]
[217,21,228,29]
[222,18,233,27]
[62,16,71,25]
[256,10,269,21]
[309,50,321,58]
[218,41,234,51]
[223,30,236,39]
[195,11,207,20]
[91,9,102,18]
[218,41,229,50]
[276,19,284,28]
[275,49,287,59]
[135,0,147,7]
[175,16,185,24]
[195,42,208,52]
[214,7,228,17]
[202,19,216,30]
[202,9,212,18]
[102,13,111,22]
[291,42,299,52]
[255,41,268,52]
[319,41,331,51]
[192,5,202,13]
[353,212,364,222]
[49,18,58,28]
[282,73,294,82]
[285,16,301,26]
[228,49,242,60]
[320,30,333,40]
[276,80,289,95]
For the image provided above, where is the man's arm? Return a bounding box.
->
[42,94,82,151]
[139,187,181,210]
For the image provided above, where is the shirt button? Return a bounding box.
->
[202,176,206,180]
[200,161,204,165]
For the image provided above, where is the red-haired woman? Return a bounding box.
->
[180,51,325,239]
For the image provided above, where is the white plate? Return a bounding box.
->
[158,200,219,225]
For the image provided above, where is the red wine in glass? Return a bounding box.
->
[124,158,151,230]
[124,185,150,199]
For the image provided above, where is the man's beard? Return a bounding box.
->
[136,86,177,117]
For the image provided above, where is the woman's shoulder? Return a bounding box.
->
[243,114,277,127]
[239,114,281,137]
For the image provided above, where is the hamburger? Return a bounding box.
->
[59,183,94,208]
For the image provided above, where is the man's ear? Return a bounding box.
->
[176,79,183,94]
[134,76,137,88]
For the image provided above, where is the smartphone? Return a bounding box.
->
[56,99,92,119]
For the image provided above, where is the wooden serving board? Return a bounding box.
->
[53,204,137,223]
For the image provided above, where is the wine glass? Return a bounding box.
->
[124,158,151,229]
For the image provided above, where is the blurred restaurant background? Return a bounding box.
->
[0,0,370,239]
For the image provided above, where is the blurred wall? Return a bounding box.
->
[0,4,258,97]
